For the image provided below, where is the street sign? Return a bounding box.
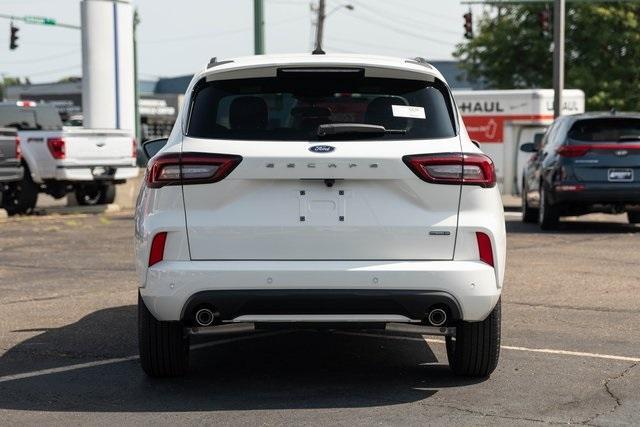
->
[23,16,57,26]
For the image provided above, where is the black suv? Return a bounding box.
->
[521,112,640,229]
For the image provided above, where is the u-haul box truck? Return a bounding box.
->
[453,89,585,195]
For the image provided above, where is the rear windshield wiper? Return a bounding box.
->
[317,123,406,137]
[618,135,640,142]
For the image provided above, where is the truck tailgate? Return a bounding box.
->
[63,129,133,162]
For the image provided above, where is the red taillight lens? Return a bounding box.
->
[476,232,494,267]
[149,232,167,267]
[47,137,66,159]
[145,152,242,188]
[558,144,640,157]
[557,145,590,157]
[555,184,585,192]
[403,153,496,188]
[15,137,22,162]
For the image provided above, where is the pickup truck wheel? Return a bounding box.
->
[627,212,640,224]
[538,187,559,230]
[75,183,116,205]
[138,292,189,377]
[446,299,501,378]
[2,172,38,216]
[100,183,116,204]
[521,182,538,223]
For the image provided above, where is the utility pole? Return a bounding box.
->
[254,0,265,54]
[313,0,326,54]
[552,0,565,118]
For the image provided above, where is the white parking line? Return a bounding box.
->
[0,331,286,384]
[335,331,640,363]
[3,329,637,384]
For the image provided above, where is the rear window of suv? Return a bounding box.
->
[567,118,640,142]
[186,73,457,141]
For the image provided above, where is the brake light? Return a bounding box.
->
[149,232,167,267]
[15,137,22,162]
[403,153,496,187]
[557,145,590,157]
[476,232,494,267]
[558,144,640,157]
[16,100,36,108]
[555,184,585,192]
[47,137,66,159]
[145,152,242,188]
[132,138,138,158]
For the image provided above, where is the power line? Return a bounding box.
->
[25,40,79,46]
[140,27,248,44]
[9,63,81,78]
[326,36,423,55]
[3,49,79,65]
[380,0,462,23]
[140,15,307,45]
[348,0,461,36]
[345,10,455,46]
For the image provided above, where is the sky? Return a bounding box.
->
[1,0,479,83]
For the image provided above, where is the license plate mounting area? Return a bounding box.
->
[298,188,348,224]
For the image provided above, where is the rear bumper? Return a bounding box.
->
[181,289,462,324]
[0,165,24,183]
[55,165,139,181]
[553,183,640,205]
[140,260,500,323]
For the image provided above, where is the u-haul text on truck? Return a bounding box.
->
[453,89,585,195]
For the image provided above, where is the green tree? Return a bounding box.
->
[454,3,640,111]
[0,77,22,101]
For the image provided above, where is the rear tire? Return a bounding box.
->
[521,182,538,223]
[75,183,116,206]
[446,299,501,378]
[138,292,189,377]
[2,171,38,216]
[627,212,640,224]
[538,186,559,230]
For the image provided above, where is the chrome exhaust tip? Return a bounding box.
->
[194,308,215,327]
[427,308,447,327]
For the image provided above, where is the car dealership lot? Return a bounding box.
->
[0,210,638,425]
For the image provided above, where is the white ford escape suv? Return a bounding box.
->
[135,54,506,378]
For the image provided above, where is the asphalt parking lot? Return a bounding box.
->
[1,209,639,425]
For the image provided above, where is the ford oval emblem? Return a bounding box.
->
[309,145,335,153]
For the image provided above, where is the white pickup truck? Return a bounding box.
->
[0,101,138,215]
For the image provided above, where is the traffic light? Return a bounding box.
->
[538,6,550,35]
[463,11,473,40]
[10,23,19,50]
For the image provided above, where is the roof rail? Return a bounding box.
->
[207,57,234,69]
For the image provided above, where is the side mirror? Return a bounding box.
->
[142,138,168,160]
[520,142,537,153]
